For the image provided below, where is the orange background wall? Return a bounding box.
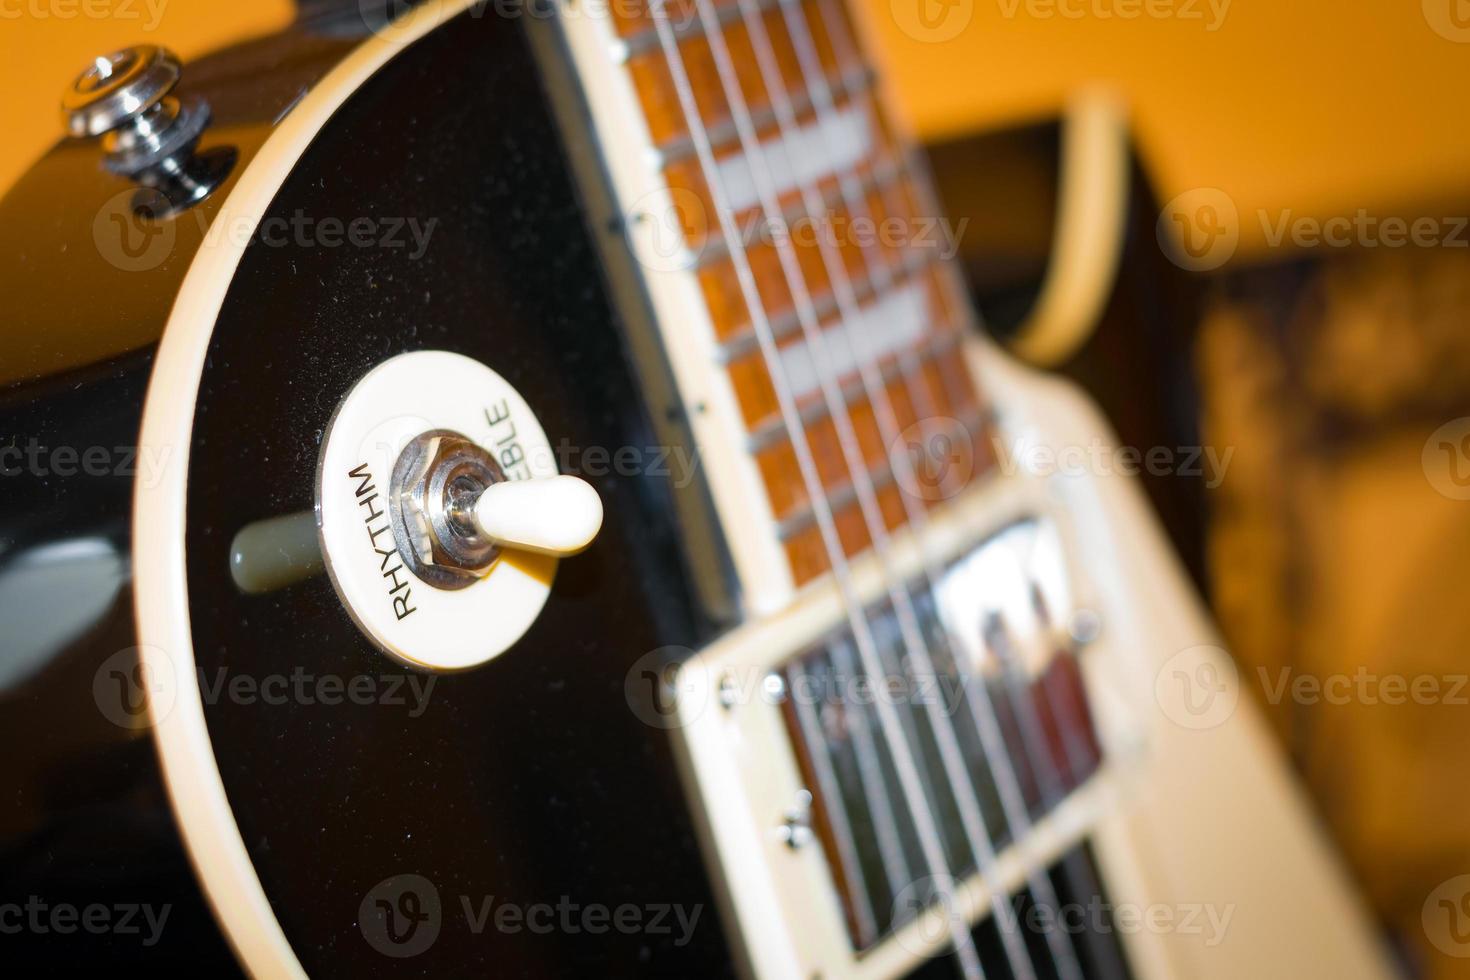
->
[5,0,1470,255]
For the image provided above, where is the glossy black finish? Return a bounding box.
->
[181,13,733,978]
[0,353,241,974]
[0,22,355,976]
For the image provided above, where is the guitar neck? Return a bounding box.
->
[558,0,995,606]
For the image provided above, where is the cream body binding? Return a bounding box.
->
[129,1,1393,976]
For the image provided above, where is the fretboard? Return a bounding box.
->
[563,0,995,602]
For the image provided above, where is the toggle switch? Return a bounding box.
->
[467,474,603,558]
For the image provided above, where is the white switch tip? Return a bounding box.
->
[471,475,604,557]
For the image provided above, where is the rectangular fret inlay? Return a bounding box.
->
[602,0,997,587]
[776,278,928,401]
[713,104,872,212]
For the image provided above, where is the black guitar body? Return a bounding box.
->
[0,10,734,976]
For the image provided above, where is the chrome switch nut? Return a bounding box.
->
[388,430,508,591]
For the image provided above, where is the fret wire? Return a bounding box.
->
[652,66,876,164]
[782,0,1093,969]
[683,0,989,971]
[716,244,936,363]
[641,6,988,974]
[789,656,882,945]
[726,4,1048,978]
[693,151,899,270]
[744,327,963,454]
[983,611,1117,970]
[826,637,920,920]
[773,406,985,541]
[762,0,1084,974]
[616,0,781,61]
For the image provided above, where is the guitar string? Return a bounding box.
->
[741,0,1090,974]
[643,2,986,975]
[718,1,1055,977]
[683,0,1007,971]
[794,0,1095,971]
[823,634,919,929]
[788,655,881,943]
[987,535,1122,970]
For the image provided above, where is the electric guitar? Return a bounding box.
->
[0,0,1394,976]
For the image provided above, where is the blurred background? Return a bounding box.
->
[6,1,1470,977]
